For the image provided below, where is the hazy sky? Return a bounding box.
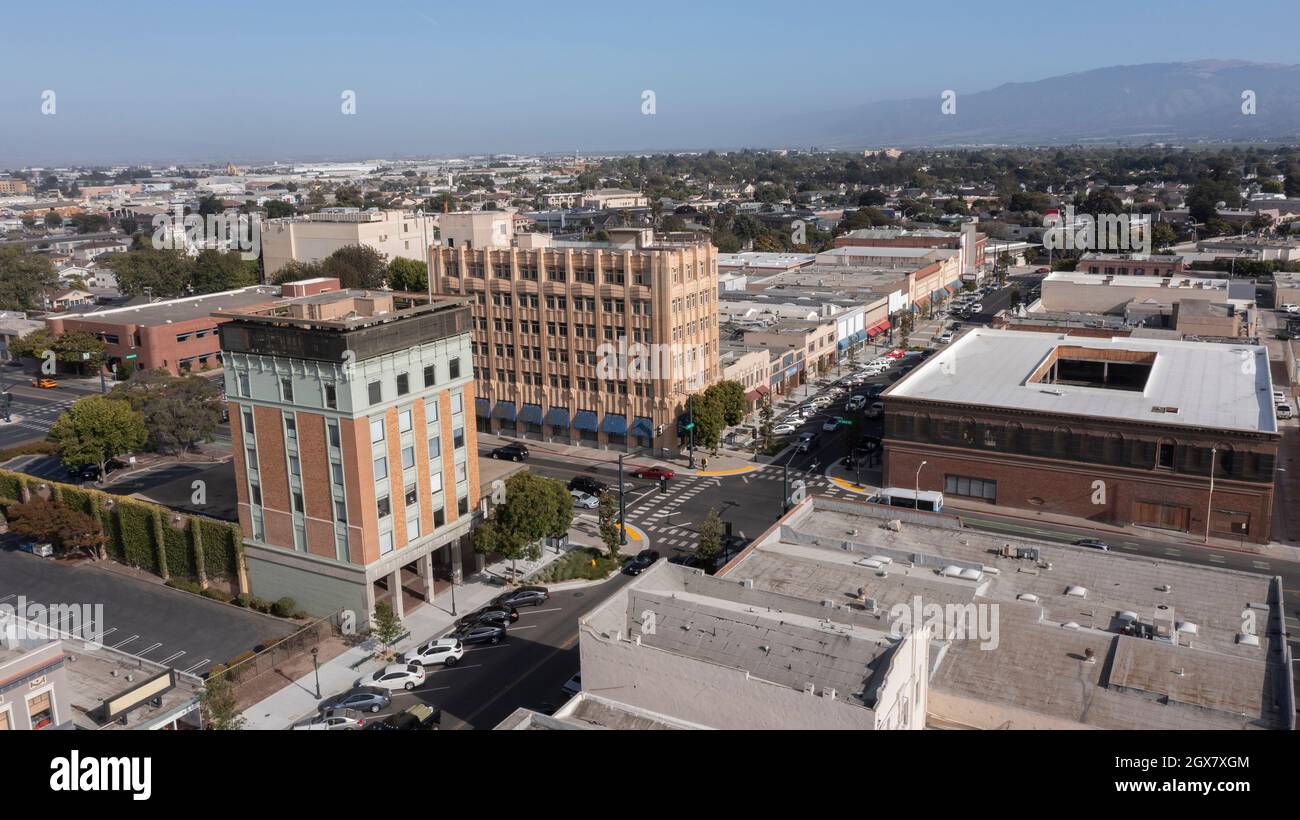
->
[2,0,1298,166]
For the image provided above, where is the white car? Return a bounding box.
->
[846,395,866,411]
[937,330,954,344]
[356,663,426,692]
[1280,303,1299,314]
[772,423,799,436]
[798,404,819,416]
[292,708,365,731]
[571,490,599,509]
[1274,390,1288,405]
[1277,403,1294,420]
[821,419,840,432]
[400,638,464,668]
[970,302,984,313]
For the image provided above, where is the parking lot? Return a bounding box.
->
[301,574,636,730]
[0,538,295,677]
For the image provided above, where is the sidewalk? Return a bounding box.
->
[478,431,760,476]
[240,520,617,730]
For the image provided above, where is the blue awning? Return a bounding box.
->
[632,417,654,438]
[850,329,868,344]
[545,407,570,428]
[837,338,850,351]
[573,410,598,432]
[475,397,490,416]
[602,414,628,435]
[785,365,800,378]
[493,401,516,422]
[519,404,543,424]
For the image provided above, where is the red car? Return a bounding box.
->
[633,466,675,480]
[884,348,907,359]
[1036,267,1050,273]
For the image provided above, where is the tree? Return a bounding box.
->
[263,200,295,219]
[0,246,58,311]
[387,257,428,292]
[110,369,223,453]
[321,244,387,289]
[4,500,103,557]
[48,397,147,483]
[190,249,255,294]
[597,491,622,560]
[688,391,726,453]
[696,507,723,568]
[8,329,105,372]
[703,380,747,427]
[370,601,403,659]
[271,259,324,284]
[197,195,225,217]
[758,397,775,452]
[200,674,245,730]
[74,214,111,234]
[58,509,105,558]
[1151,222,1177,251]
[104,247,194,297]
[43,210,62,228]
[473,473,573,578]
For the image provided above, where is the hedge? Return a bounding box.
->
[0,468,244,587]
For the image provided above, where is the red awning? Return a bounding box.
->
[745,386,770,402]
[867,319,891,337]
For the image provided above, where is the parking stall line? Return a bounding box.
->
[0,594,15,604]
[135,642,163,656]
[520,607,563,616]
[429,664,483,674]
[111,635,139,649]
[182,659,211,675]
[158,651,186,665]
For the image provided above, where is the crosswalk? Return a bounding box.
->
[3,396,76,435]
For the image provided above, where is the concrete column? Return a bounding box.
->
[451,537,465,583]
[390,567,404,619]
[422,551,435,602]
[363,577,376,623]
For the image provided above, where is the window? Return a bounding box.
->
[396,372,410,396]
[404,483,418,506]
[1157,440,1176,470]
[944,474,996,501]
[284,416,297,438]
[398,409,413,433]
[433,507,446,528]
[334,499,347,522]
[401,446,415,470]
[449,358,461,379]
[457,496,469,516]
[328,422,340,448]
[27,691,53,730]
[428,436,441,460]
[237,372,250,397]
[370,418,385,443]
[289,455,301,477]
[324,383,337,409]
[368,381,382,405]
[453,426,465,450]
[245,447,258,470]
[331,461,343,485]
[242,410,254,433]
[406,513,421,541]
[423,364,436,387]
[429,471,443,494]
[373,456,388,480]
[455,461,468,483]
[279,377,294,402]
[451,393,463,415]
[292,491,304,513]
[379,530,394,555]
[426,397,439,423]
[250,483,262,506]
[377,496,391,519]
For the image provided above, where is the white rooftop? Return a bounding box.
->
[886,328,1276,434]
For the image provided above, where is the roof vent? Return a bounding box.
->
[1065,585,1088,598]
[1062,621,1080,630]
[1176,622,1198,635]
[1017,593,1039,603]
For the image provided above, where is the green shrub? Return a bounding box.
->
[165,578,203,595]
[271,597,298,618]
[202,587,230,602]
[117,502,158,572]
[164,523,196,580]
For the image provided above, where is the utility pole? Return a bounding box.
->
[618,453,628,546]
[687,394,696,470]
[1204,448,1217,544]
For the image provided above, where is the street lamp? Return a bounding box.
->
[310,646,321,699]
[1204,448,1217,544]
[914,460,927,508]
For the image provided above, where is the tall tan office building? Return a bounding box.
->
[429,226,720,451]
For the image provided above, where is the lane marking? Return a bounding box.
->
[111,635,139,649]
[158,651,186,664]
[520,607,563,616]
[182,659,211,674]
[135,642,163,656]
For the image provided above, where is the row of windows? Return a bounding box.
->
[237,357,464,408]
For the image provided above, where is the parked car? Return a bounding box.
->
[969,302,984,313]
[571,490,599,509]
[867,401,885,418]
[366,703,441,731]
[561,673,582,697]
[320,686,391,714]
[846,395,866,411]
[293,707,366,730]
[456,604,519,629]
[18,541,54,557]
[30,378,58,389]
[453,623,507,645]
[1074,538,1110,552]
[356,662,426,692]
[568,476,608,496]
[1276,403,1294,420]
[1281,303,1300,314]
[400,638,464,668]
[1273,390,1288,405]
[937,330,954,344]
[821,419,840,432]
[493,585,549,608]
[772,423,799,436]
[1036,267,1050,273]
[796,432,819,453]
[633,466,674,480]
[622,549,661,576]
[490,443,530,462]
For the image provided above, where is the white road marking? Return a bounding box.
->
[111,634,139,649]
[158,651,186,664]
[520,607,563,616]
[182,659,211,674]
[135,642,163,656]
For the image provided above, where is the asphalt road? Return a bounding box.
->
[314,574,637,730]
[0,537,295,676]
[0,371,106,448]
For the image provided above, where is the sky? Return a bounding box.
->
[2,0,1299,166]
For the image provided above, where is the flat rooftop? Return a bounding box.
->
[58,285,281,326]
[1045,271,1233,290]
[885,328,1276,434]
[724,498,1290,730]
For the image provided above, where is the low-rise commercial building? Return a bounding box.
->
[1079,252,1185,277]
[260,208,437,277]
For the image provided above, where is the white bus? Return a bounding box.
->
[875,487,944,513]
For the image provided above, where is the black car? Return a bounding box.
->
[866,384,885,397]
[75,458,128,482]
[456,604,519,629]
[622,549,661,576]
[365,703,441,731]
[453,623,506,645]
[493,585,550,608]
[568,476,608,496]
[490,443,530,462]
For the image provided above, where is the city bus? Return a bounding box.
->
[874,487,944,513]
